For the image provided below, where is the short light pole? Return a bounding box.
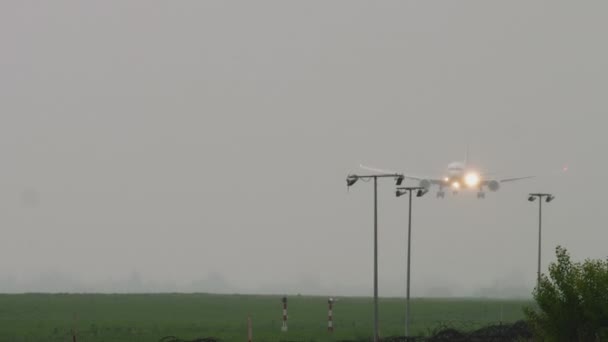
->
[247,315,253,342]
[528,193,555,287]
[347,173,404,342]
[396,186,428,338]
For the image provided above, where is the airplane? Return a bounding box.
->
[361,150,533,199]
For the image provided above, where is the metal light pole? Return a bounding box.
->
[396,186,428,338]
[528,193,555,287]
[347,173,404,342]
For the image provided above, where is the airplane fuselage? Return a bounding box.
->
[442,161,480,191]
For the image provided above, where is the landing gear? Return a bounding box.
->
[436,191,445,198]
[477,186,486,199]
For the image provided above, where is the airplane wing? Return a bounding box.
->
[408,177,444,185]
[499,176,535,183]
[359,165,443,184]
[495,165,567,183]
[359,164,399,175]
[480,176,534,186]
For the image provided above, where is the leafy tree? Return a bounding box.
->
[525,246,608,341]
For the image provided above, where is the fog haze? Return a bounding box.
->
[1,1,606,297]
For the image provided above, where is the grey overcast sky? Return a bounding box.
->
[0,1,606,296]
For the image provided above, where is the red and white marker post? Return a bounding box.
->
[281,296,288,332]
[327,298,334,333]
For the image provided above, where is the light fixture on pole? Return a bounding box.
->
[395,186,428,338]
[347,172,405,342]
[528,193,555,287]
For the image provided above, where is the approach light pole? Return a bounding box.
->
[347,173,404,342]
[528,193,555,287]
[396,186,428,338]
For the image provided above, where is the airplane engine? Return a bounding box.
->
[419,179,432,189]
[488,180,500,192]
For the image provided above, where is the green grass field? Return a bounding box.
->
[0,294,531,341]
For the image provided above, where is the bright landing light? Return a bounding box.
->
[464,172,480,187]
[452,182,460,189]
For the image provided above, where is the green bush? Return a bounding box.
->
[525,246,608,341]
